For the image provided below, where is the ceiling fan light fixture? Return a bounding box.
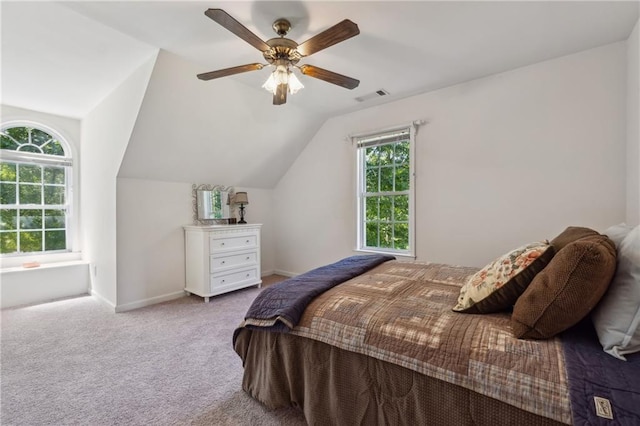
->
[262,65,304,95]
[288,71,304,94]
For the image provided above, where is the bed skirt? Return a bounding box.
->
[235,328,566,426]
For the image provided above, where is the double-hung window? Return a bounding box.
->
[0,124,72,255]
[355,125,415,257]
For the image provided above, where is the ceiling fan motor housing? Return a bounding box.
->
[263,37,301,65]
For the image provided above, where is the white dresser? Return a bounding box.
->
[183,224,262,302]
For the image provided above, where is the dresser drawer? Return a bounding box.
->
[209,234,257,252]
[210,251,257,271]
[210,267,258,291]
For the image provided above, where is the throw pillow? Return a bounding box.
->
[453,241,555,314]
[603,223,634,247]
[512,234,616,339]
[550,226,599,252]
[592,225,640,360]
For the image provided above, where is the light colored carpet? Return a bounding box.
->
[1,276,308,425]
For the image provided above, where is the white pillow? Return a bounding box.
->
[592,225,640,360]
[604,223,633,247]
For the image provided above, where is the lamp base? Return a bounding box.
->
[238,204,247,224]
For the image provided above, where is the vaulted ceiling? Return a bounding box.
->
[2,1,638,187]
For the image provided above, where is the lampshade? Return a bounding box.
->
[234,192,249,205]
[262,64,304,95]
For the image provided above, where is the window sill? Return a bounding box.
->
[0,251,82,270]
[353,248,416,260]
[0,259,88,274]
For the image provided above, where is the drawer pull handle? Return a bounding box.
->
[246,240,250,243]
[221,279,225,283]
[221,242,225,246]
[221,261,225,264]
[246,257,250,260]
[246,273,250,277]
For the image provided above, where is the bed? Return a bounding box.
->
[233,232,640,425]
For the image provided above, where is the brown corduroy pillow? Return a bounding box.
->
[511,234,616,339]
[550,226,599,252]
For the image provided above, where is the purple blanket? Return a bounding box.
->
[562,319,640,425]
[234,254,394,342]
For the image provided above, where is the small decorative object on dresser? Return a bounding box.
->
[183,224,262,302]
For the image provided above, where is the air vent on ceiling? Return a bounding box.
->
[355,89,389,102]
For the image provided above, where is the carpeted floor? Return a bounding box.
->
[1,276,308,425]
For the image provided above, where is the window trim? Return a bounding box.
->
[354,122,418,258]
[1,122,75,259]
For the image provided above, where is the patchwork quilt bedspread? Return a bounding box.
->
[286,261,573,424]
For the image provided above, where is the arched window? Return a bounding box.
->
[0,124,73,255]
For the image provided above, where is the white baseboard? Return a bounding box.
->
[115,290,186,313]
[90,289,116,310]
[261,269,275,277]
[273,269,298,278]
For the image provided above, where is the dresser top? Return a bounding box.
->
[183,223,262,231]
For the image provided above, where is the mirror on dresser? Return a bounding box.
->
[191,183,234,225]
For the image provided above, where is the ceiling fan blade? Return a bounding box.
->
[299,65,359,89]
[205,9,270,52]
[296,20,359,57]
[197,63,264,81]
[273,84,288,105]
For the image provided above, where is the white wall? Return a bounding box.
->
[273,42,628,274]
[118,50,322,189]
[81,52,157,308]
[115,178,275,310]
[627,18,640,226]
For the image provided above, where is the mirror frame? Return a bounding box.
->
[191,183,235,225]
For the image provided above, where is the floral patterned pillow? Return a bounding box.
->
[453,241,555,314]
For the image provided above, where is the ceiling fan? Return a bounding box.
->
[197,9,360,105]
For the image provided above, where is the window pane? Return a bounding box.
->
[365,167,378,193]
[394,223,409,250]
[44,186,65,205]
[394,142,409,163]
[395,165,410,191]
[20,231,43,252]
[31,128,51,147]
[379,145,394,166]
[379,166,394,192]
[379,223,393,248]
[379,196,392,222]
[1,135,17,150]
[365,146,380,166]
[45,230,66,251]
[43,167,65,184]
[18,165,41,183]
[365,196,379,221]
[1,209,17,230]
[365,222,378,247]
[42,141,65,156]
[1,183,16,204]
[19,145,42,154]
[20,209,42,229]
[0,232,17,254]
[1,163,17,182]
[19,184,41,204]
[44,209,65,229]
[5,127,28,144]
[394,195,408,221]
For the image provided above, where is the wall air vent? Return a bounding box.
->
[355,89,389,102]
